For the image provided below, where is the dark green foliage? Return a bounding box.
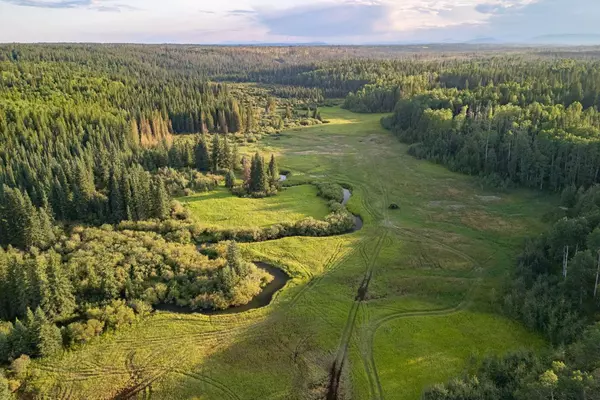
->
[315,182,344,203]
[249,153,268,194]
[194,137,211,172]
[268,154,279,185]
[211,134,220,172]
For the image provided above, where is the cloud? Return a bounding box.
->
[483,0,600,37]
[0,0,138,12]
[251,1,389,37]
[228,9,255,16]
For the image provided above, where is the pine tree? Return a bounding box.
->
[43,251,75,320]
[38,322,62,357]
[250,153,267,193]
[230,99,243,133]
[230,142,239,171]
[211,134,220,172]
[72,161,95,220]
[152,177,170,219]
[120,173,133,221]
[7,255,29,319]
[108,169,125,222]
[245,105,254,133]
[28,255,49,312]
[194,137,210,172]
[221,138,232,171]
[268,154,279,185]
[225,170,236,189]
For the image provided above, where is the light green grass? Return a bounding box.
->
[373,311,546,400]
[30,106,557,400]
[179,185,330,228]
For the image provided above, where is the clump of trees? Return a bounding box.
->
[230,153,280,198]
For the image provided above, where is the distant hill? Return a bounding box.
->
[466,37,499,44]
[529,34,600,45]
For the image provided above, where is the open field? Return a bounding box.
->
[179,185,330,228]
[30,107,555,399]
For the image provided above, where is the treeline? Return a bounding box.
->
[344,57,600,113]
[504,185,600,344]
[382,95,600,191]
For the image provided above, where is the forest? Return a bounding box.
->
[1,43,600,399]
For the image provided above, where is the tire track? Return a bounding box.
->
[174,370,242,400]
[326,231,387,400]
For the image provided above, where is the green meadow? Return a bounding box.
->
[30,107,554,399]
[179,185,330,228]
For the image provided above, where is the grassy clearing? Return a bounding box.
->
[30,107,557,399]
[373,311,546,400]
[179,185,330,228]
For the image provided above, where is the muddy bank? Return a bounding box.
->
[154,262,290,315]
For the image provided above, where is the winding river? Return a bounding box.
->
[157,187,363,315]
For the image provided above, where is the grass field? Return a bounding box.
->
[30,107,555,400]
[179,185,330,228]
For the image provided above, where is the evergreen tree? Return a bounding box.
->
[152,177,170,219]
[42,251,75,320]
[249,153,267,193]
[108,169,125,223]
[230,142,239,171]
[221,138,232,171]
[225,170,236,189]
[245,105,254,133]
[194,137,210,172]
[268,154,279,185]
[211,134,220,172]
[38,322,62,357]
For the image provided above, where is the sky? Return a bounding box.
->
[0,0,599,44]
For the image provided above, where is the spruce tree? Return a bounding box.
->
[194,137,210,172]
[38,322,63,357]
[230,142,239,171]
[108,169,125,222]
[250,153,267,193]
[211,134,220,172]
[245,105,254,133]
[268,154,279,185]
[152,177,170,219]
[43,251,75,320]
[225,170,236,189]
[221,138,232,171]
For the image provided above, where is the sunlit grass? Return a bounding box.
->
[179,185,330,228]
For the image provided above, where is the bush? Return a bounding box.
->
[315,182,344,203]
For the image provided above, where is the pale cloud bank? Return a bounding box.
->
[0,0,598,43]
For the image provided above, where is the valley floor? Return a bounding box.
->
[32,108,553,399]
